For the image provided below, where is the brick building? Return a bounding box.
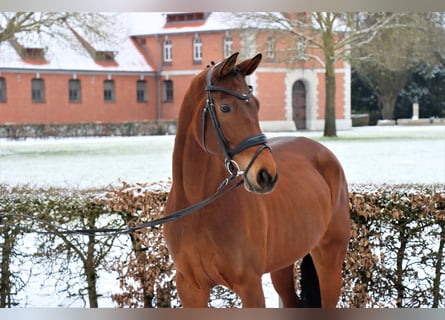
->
[0,12,351,133]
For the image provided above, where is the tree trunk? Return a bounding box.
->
[0,227,12,308]
[379,93,398,120]
[125,212,155,308]
[85,215,98,308]
[395,224,408,308]
[432,222,445,308]
[322,20,337,137]
[324,60,337,136]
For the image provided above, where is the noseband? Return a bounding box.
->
[201,63,270,179]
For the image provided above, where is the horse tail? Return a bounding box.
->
[299,254,321,307]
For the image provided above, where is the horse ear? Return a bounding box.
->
[217,52,239,79]
[237,53,262,76]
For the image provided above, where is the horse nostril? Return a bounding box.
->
[257,168,277,189]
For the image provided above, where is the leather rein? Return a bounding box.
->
[1,64,270,236]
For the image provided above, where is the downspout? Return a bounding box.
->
[156,71,161,121]
[155,34,162,121]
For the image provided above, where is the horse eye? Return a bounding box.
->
[220,104,232,113]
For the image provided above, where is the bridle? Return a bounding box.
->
[0,64,274,237]
[201,63,271,182]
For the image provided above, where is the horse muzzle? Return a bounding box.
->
[244,167,278,194]
[234,146,278,194]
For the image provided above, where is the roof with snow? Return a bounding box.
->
[0,13,154,73]
[128,12,239,36]
[0,12,287,73]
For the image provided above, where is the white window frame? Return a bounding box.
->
[193,35,202,62]
[224,34,233,58]
[164,38,172,63]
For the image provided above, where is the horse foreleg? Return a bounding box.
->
[233,274,266,307]
[176,271,210,307]
[270,265,300,307]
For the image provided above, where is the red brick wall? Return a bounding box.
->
[154,31,244,121]
[160,74,195,120]
[335,72,346,119]
[0,72,157,124]
[141,31,243,70]
[256,72,286,121]
[1,28,349,127]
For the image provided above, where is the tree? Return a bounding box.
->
[34,193,121,308]
[233,12,401,136]
[0,212,29,307]
[350,12,445,120]
[351,68,381,124]
[0,12,125,50]
[0,186,43,308]
[101,182,178,308]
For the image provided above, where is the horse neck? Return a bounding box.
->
[171,123,226,204]
[171,75,227,202]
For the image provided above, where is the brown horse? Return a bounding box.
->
[164,52,350,308]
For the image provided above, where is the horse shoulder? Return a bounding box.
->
[269,136,348,215]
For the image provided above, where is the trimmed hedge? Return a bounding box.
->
[0,182,444,307]
[344,184,444,308]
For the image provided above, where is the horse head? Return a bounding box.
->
[190,52,278,194]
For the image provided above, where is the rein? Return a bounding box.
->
[2,63,269,237]
[0,175,244,237]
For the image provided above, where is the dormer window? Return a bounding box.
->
[166,12,208,24]
[8,37,46,62]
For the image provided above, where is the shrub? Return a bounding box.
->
[1,183,444,307]
[343,184,445,307]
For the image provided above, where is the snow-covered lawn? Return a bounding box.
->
[1,125,444,307]
[1,125,444,188]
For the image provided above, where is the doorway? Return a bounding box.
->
[292,80,306,130]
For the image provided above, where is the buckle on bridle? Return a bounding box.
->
[225,158,244,177]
